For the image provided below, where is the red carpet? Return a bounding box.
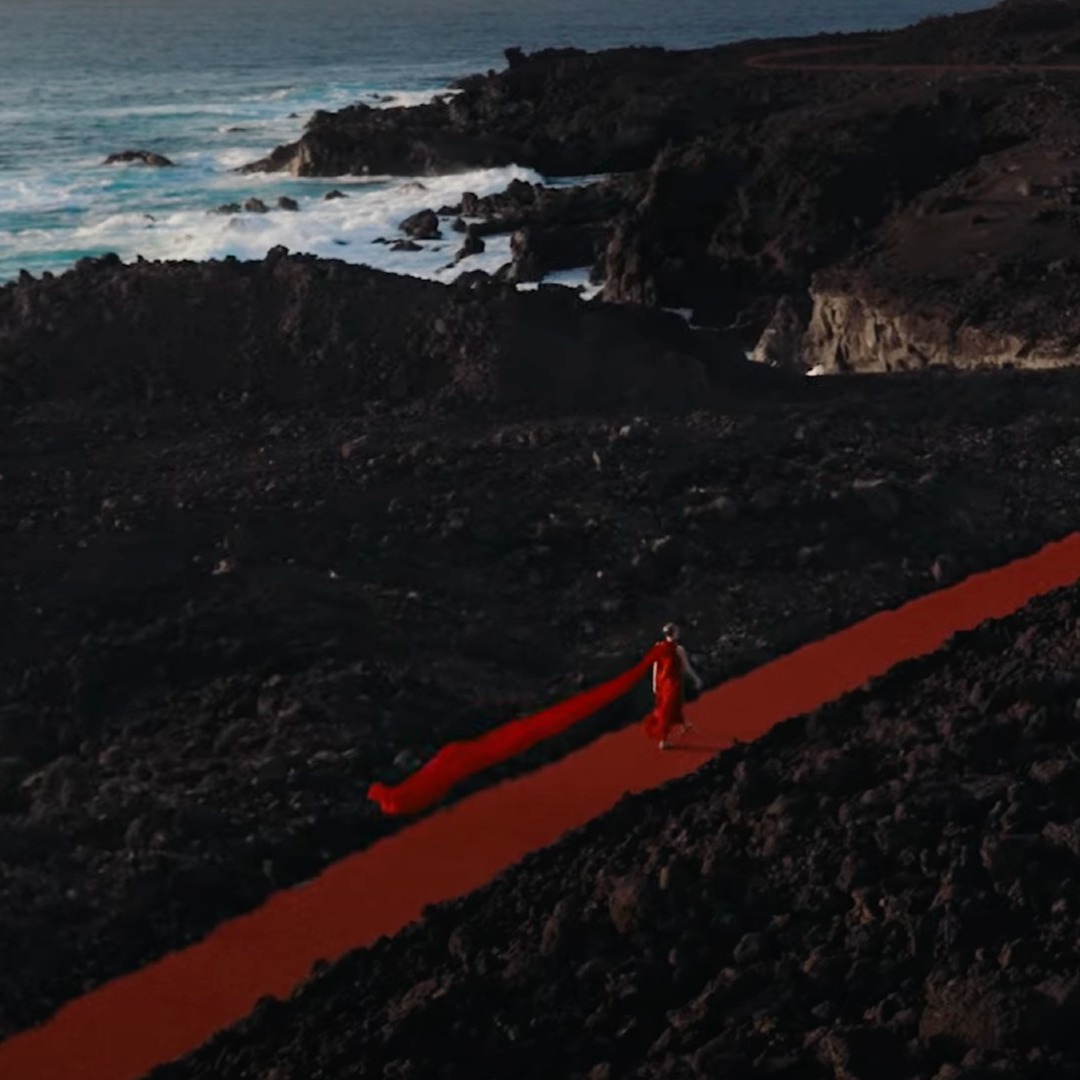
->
[4,532,1080,1080]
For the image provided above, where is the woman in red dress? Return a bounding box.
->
[644,622,703,749]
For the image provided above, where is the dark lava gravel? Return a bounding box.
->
[5,252,1080,1040]
[153,576,1080,1080]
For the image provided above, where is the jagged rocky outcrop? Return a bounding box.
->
[236,42,758,178]
[454,228,485,263]
[440,178,638,281]
[235,1,1080,360]
[240,4,1080,184]
[500,224,607,283]
[592,2,1080,340]
[455,178,640,236]
[598,86,1000,331]
[0,251,774,417]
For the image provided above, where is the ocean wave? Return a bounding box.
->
[0,162,599,297]
[0,53,595,294]
[361,88,463,109]
[248,87,299,102]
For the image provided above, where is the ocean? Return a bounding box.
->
[0,0,994,286]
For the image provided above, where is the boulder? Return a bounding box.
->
[399,209,441,240]
[104,150,174,167]
[454,228,485,263]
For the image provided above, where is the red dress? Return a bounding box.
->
[643,639,683,741]
[369,641,668,815]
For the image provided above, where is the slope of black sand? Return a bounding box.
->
[4,253,1080,1041]
[154,576,1080,1080]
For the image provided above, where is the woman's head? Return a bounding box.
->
[662,622,680,642]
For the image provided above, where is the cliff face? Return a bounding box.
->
[804,288,1079,374]
[598,88,992,330]
[796,120,1080,375]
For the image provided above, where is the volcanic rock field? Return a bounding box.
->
[6,2,1080,1077]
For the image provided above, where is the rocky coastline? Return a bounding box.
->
[236,1,1080,369]
[8,0,1080,1072]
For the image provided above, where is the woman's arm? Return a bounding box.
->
[678,644,703,689]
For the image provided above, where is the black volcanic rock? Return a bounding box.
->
[14,0,1080,1053]
[236,36,768,179]
[0,253,764,416]
[232,2,1080,363]
[454,228,485,263]
[505,223,607,282]
[599,89,993,329]
[7,313,1080,1040]
[399,208,441,240]
[104,150,174,167]
[237,4,1064,182]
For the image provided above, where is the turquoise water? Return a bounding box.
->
[0,0,994,283]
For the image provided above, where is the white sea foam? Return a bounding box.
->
[1,162,614,289]
[364,89,462,109]
[0,56,604,295]
[0,0,1001,289]
[517,267,602,297]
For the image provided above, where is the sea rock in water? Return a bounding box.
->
[454,228,486,263]
[212,203,242,216]
[324,190,349,201]
[399,209,441,240]
[506,224,605,283]
[391,239,423,252]
[277,197,299,212]
[243,198,269,214]
[104,150,174,167]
